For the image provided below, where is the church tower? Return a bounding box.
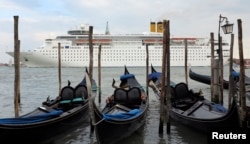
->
[105,21,110,35]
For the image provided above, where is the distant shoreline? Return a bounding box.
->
[233,58,250,69]
[0,63,9,66]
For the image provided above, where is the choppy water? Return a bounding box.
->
[0,66,248,144]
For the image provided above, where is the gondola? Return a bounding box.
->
[148,65,240,132]
[189,68,233,89]
[86,66,149,144]
[0,70,97,143]
[148,65,175,100]
[189,68,250,89]
[189,68,250,100]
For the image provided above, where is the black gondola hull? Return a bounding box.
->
[93,105,147,144]
[189,69,230,89]
[87,66,149,144]
[0,104,89,143]
[170,100,240,132]
[148,65,240,133]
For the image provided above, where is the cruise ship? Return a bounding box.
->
[6,22,230,67]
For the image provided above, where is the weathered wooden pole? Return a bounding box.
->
[88,26,94,81]
[159,20,170,135]
[228,34,234,109]
[212,30,221,104]
[210,33,215,102]
[237,19,246,127]
[98,45,102,103]
[211,32,220,103]
[184,38,188,86]
[14,15,20,117]
[88,26,94,133]
[86,71,96,133]
[219,36,224,105]
[58,43,62,95]
[159,22,166,135]
[165,20,171,134]
[213,59,220,103]
[146,44,149,96]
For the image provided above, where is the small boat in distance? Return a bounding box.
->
[86,66,149,144]
[148,65,240,132]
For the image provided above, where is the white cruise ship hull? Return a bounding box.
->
[6,23,230,68]
[6,48,229,68]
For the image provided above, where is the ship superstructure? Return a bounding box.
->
[6,22,229,67]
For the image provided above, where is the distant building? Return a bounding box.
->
[233,58,250,69]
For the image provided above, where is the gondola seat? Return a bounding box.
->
[114,87,142,108]
[127,87,142,107]
[59,86,74,107]
[114,88,127,105]
[170,86,175,101]
[73,85,88,104]
[173,82,195,110]
[175,82,189,99]
[175,83,196,102]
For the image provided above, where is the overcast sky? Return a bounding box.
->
[0,0,249,63]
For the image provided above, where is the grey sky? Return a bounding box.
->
[1,0,249,63]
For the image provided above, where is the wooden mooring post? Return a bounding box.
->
[228,34,234,109]
[219,36,224,105]
[159,20,171,135]
[165,20,171,134]
[146,44,149,96]
[88,26,94,82]
[212,59,220,103]
[210,32,221,103]
[58,43,62,95]
[14,15,20,117]
[184,39,188,86]
[88,25,94,133]
[98,45,102,103]
[237,19,247,127]
[210,33,215,102]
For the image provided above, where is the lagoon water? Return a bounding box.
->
[0,66,247,144]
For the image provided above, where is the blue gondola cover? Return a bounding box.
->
[120,74,135,81]
[212,104,228,113]
[0,110,63,124]
[103,109,141,120]
[148,72,161,80]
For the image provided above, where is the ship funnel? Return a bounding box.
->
[150,22,156,32]
[157,21,163,33]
